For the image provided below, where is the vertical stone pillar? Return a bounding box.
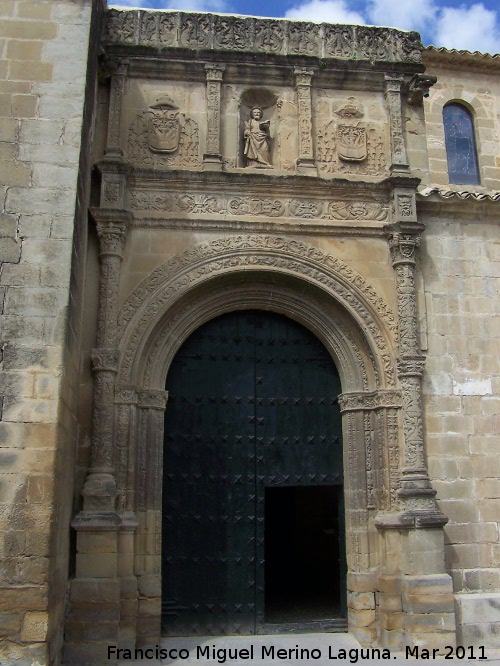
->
[66,209,132,664]
[294,68,317,176]
[378,192,456,652]
[135,389,169,647]
[385,75,409,174]
[104,60,128,158]
[204,64,225,171]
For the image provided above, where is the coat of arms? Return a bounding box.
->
[337,125,367,162]
[148,96,180,153]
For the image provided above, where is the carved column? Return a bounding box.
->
[104,60,128,158]
[75,209,132,519]
[294,68,317,176]
[65,209,132,664]
[385,191,446,527]
[385,75,409,174]
[203,64,225,171]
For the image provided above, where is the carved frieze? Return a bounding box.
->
[128,188,389,223]
[128,98,200,170]
[338,390,402,413]
[104,10,423,64]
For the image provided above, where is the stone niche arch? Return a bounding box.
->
[113,235,403,645]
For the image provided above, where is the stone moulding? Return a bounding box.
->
[104,9,422,65]
[128,188,390,225]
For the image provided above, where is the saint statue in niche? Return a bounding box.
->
[243,106,272,168]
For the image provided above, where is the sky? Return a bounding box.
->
[111,0,500,54]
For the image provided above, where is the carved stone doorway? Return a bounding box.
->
[161,309,345,636]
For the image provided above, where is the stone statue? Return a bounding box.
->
[243,106,272,168]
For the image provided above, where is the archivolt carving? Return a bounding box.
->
[117,236,397,389]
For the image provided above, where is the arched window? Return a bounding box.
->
[443,103,480,185]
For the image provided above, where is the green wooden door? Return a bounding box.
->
[162,310,344,636]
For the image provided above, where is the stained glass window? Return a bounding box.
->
[443,103,480,185]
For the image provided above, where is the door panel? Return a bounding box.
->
[162,310,343,635]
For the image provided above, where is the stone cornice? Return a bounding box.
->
[104,9,423,67]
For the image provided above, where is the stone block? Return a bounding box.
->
[0,117,17,142]
[379,593,402,613]
[0,586,48,612]
[77,531,118,554]
[70,578,120,604]
[0,236,21,262]
[348,591,376,610]
[464,569,500,592]
[138,597,161,617]
[17,1,53,20]
[76,553,117,578]
[11,94,37,117]
[455,593,500,625]
[379,611,402,632]
[6,39,44,61]
[0,19,57,40]
[20,611,48,643]
[347,608,376,628]
[0,611,21,637]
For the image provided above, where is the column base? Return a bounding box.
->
[203,153,223,171]
[296,157,317,176]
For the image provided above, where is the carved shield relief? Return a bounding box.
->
[148,110,180,153]
[337,125,367,162]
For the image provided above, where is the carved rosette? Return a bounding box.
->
[204,64,225,169]
[294,68,316,175]
[385,76,408,173]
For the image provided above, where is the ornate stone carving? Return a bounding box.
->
[385,76,408,171]
[294,69,316,174]
[128,102,200,170]
[338,390,402,412]
[325,201,388,221]
[338,125,367,162]
[129,187,389,224]
[335,97,364,120]
[254,19,284,53]
[104,10,423,64]
[243,106,272,168]
[317,117,386,177]
[324,25,355,59]
[365,412,374,509]
[91,348,119,373]
[288,22,320,56]
[179,13,211,49]
[118,237,398,390]
[138,389,169,410]
[358,26,391,62]
[214,15,250,50]
[105,61,128,157]
[204,65,225,167]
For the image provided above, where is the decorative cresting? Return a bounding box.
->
[294,68,317,176]
[204,64,225,171]
[73,208,132,522]
[384,75,409,174]
[104,9,422,64]
[116,236,399,389]
[384,191,447,528]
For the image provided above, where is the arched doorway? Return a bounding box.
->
[161,310,345,636]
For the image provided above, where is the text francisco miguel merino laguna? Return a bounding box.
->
[108,644,488,662]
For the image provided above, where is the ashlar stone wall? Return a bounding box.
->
[0,1,101,663]
[418,51,500,646]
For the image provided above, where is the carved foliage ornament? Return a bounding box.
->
[104,10,423,64]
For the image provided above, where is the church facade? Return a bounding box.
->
[0,1,499,664]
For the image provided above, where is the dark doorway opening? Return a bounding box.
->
[265,486,346,629]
